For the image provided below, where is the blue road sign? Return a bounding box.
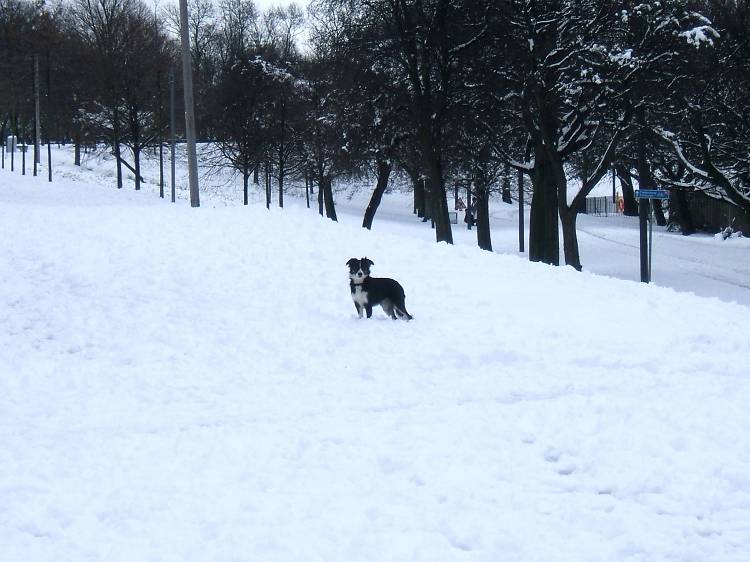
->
[635,189,669,200]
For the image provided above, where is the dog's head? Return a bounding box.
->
[347,257,374,283]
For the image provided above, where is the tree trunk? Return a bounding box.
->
[74,131,81,166]
[134,145,141,191]
[411,169,425,218]
[502,161,512,204]
[318,173,324,216]
[652,199,667,226]
[278,166,284,208]
[421,178,431,221]
[157,71,164,199]
[670,189,695,235]
[560,207,581,271]
[556,164,584,271]
[425,158,452,242]
[616,165,638,216]
[474,180,492,251]
[265,162,271,209]
[529,152,560,266]
[113,106,123,189]
[322,173,337,221]
[243,165,249,205]
[363,159,391,230]
[417,110,452,243]
[34,54,41,165]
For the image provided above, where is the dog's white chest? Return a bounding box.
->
[352,285,368,306]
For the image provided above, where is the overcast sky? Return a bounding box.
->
[254,0,308,14]
[164,0,309,15]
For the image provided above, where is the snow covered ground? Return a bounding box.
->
[1,147,749,562]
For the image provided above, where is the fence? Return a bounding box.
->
[684,191,750,233]
[584,195,618,216]
[582,190,750,233]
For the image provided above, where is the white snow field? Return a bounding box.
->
[1,149,749,562]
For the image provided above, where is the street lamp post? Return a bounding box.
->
[178,0,199,207]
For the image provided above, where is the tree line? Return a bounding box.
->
[1,0,748,271]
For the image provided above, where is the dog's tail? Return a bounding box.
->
[395,302,413,321]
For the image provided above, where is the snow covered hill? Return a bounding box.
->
[1,160,749,562]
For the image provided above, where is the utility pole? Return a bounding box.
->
[178,0,199,207]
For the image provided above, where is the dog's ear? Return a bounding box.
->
[346,258,358,267]
[362,257,374,267]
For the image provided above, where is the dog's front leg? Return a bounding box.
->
[365,304,373,318]
[354,302,363,318]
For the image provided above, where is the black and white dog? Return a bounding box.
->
[347,257,413,320]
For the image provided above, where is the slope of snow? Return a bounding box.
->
[1,154,749,562]
[51,143,750,307]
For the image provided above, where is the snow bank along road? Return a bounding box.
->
[1,174,749,562]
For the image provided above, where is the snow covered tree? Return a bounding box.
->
[655,0,749,216]
[314,0,412,230]
[314,0,493,244]
[479,0,714,270]
[484,0,643,269]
